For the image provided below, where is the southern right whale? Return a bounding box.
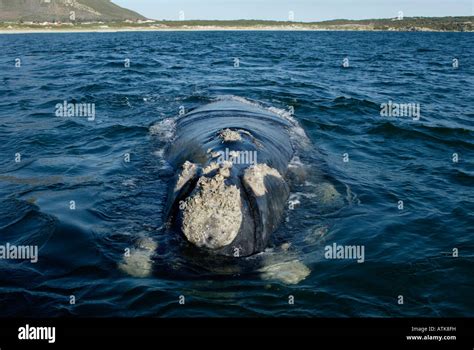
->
[120,97,349,284]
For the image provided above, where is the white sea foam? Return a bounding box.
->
[288,155,305,169]
[118,237,158,278]
[259,259,311,285]
[121,179,137,187]
[153,148,165,158]
[149,118,176,141]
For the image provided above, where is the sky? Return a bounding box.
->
[113,0,473,22]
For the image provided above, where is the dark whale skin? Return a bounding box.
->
[165,100,294,257]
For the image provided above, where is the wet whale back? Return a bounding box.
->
[166,100,294,176]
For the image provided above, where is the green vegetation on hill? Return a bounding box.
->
[0,0,145,22]
[78,0,146,21]
[320,16,473,31]
[157,17,473,31]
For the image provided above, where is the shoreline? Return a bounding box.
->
[0,26,472,34]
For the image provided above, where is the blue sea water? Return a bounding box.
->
[0,31,472,317]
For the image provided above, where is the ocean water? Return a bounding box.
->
[0,31,472,317]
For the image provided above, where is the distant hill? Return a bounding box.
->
[155,17,473,32]
[0,0,146,22]
[316,16,473,31]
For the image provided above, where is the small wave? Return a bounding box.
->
[367,121,474,148]
[417,48,437,53]
[448,169,474,187]
[331,96,380,112]
[98,124,149,139]
[73,83,113,94]
[0,199,56,247]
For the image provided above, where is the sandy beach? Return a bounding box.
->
[0,25,462,34]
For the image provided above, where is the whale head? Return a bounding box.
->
[167,160,289,257]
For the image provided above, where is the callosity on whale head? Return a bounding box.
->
[164,100,295,257]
